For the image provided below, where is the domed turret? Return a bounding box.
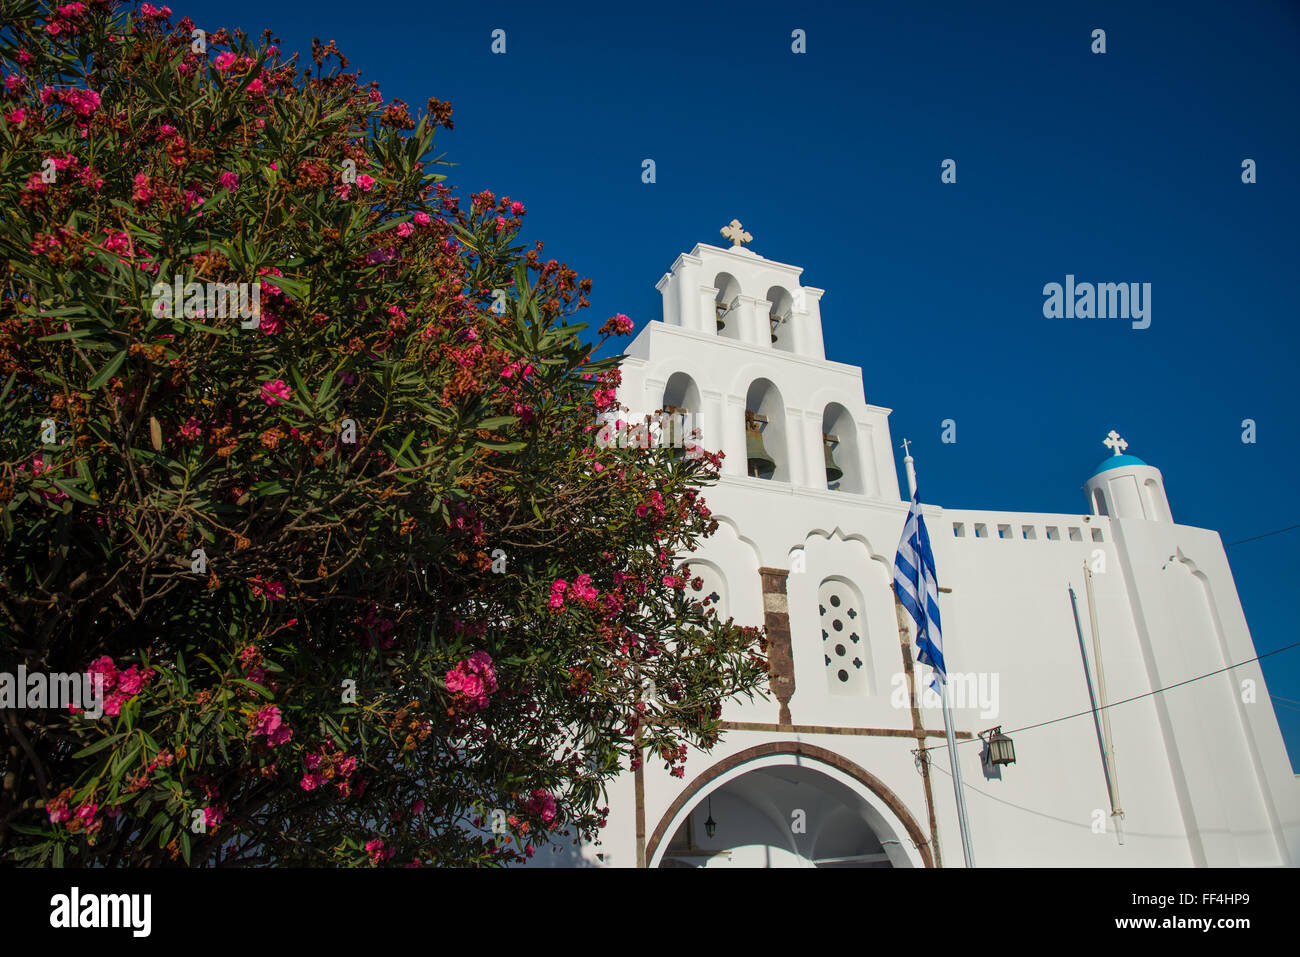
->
[1083,431,1173,522]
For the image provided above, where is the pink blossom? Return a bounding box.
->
[510,201,525,215]
[116,666,149,696]
[413,212,430,227]
[251,705,292,746]
[214,52,236,72]
[132,173,154,204]
[64,88,99,119]
[87,655,119,692]
[444,651,498,712]
[219,171,238,192]
[5,108,26,125]
[260,379,291,406]
[571,574,598,606]
[355,174,374,191]
[250,576,286,601]
[495,216,506,232]
[549,579,568,610]
[526,789,557,825]
[245,78,264,95]
[202,806,223,827]
[396,222,413,238]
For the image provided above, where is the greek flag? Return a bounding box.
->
[894,486,946,688]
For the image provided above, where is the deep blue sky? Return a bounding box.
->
[177,0,1300,767]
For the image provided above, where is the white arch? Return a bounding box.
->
[648,751,925,868]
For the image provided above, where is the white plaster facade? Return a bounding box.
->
[555,238,1300,868]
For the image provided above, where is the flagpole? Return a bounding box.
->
[941,673,976,867]
[902,440,975,868]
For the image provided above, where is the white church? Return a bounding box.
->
[565,224,1299,868]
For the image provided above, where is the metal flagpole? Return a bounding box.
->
[902,441,975,867]
[941,673,976,867]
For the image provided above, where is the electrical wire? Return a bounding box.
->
[1224,523,1300,547]
[914,639,1300,756]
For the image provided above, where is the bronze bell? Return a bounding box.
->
[746,416,776,478]
[824,434,843,484]
[716,303,726,332]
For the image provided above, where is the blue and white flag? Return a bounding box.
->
[894,486,946,688]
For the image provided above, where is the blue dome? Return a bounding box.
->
[1092,453,1147,477]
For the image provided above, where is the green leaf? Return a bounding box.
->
[86,350,126,390]
[72,733,125,759]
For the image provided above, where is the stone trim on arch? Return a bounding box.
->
[643,740,935,868]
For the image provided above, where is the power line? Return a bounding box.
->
[1224,523,1300,547]
[915,639,1300,756]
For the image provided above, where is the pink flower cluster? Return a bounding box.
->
[549,579,567,610]
[500,360,534,380]
[249,575,286,601]
[570,573,598,607]
[300,746,358,794]
[47,793,102,835]
[251,704,292,746]
[444,651,497,713]
[71,656,155,717]
[45,3,88,37]
[213,52,254,73]
[260,378,291,406]
[39,85,101,119]
[365,838,393,864]
[526,789,557,826]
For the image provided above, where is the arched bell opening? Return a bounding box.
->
[661,372,703,460]
[767,285,795,353]
[714,272,742,341]
[821,403,862,493]
[744,378,788,482]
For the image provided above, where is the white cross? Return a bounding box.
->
[1103,430,1128,456]
[901,438,912,458]
[720,219,752,247]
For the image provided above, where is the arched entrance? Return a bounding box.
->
[647,743,932,868]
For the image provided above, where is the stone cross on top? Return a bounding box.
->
[1104,430,1128,456]
[721,219,752,248]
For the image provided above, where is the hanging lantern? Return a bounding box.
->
[704,796,717,838]
[823,433,843,484]
[985,726,1016,766]
[745,413,775,479]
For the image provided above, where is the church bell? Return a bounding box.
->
[823,433,843,484]
[746,414,776,478]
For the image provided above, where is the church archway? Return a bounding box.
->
[647,742,932,867]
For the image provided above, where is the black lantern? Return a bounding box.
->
[985,726,1016,766]
[704,796,717,838]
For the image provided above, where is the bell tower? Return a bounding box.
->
[619,222,901,501]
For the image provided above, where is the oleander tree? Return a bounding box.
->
[0,0,767,866]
